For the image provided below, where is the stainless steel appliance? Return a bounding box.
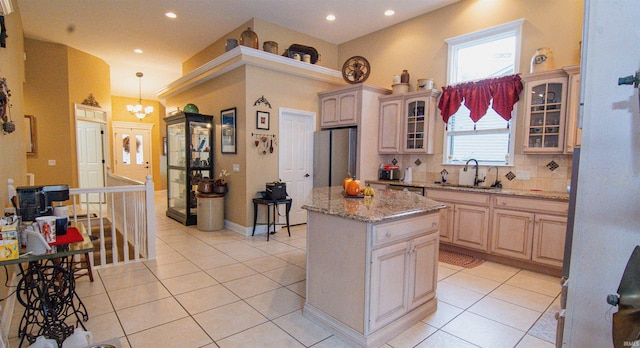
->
[313,128,357,187]
[16,185,70,222]
[378,166,401,180]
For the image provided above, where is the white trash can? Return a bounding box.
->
[197,193,225,231]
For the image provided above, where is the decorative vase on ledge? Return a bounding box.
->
[212,184,228,194]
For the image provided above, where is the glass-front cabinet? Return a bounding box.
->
[522,73,568,153]
[405,98,426,151]
[165,112,214,225]
[378,89,439,154]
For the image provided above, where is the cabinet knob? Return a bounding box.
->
[385,231,391,238]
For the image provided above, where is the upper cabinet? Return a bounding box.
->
[521,66,581,154]
[378,89,441,154]
[320,89,359,128]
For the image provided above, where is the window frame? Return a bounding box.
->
[443,19,524,166]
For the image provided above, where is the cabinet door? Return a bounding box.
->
[523,77,568,153]
[320,95,339,127]
[438,203,454,243]
[564,72,582,153]
[338,91,358,125]
[452,204,490,251]
[378,99,402,153]
[408,233,438,310]
[369,242,409,331]
[532,214,567,267]
[491,209,534,260]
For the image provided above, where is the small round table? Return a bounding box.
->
[251,197,292,241]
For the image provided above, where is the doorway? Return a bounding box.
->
[278,108,315,226]
[112,121,154,183]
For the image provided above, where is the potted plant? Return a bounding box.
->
[213,169,230,194]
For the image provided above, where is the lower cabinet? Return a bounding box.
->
[425,189,490,252]
[453,204,490,251]
[532,214,567,267]
[492,196,568,268]
[425,188,568,270]
[491,209,534,260]
[369,218,438,331]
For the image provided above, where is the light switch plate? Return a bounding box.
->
[48,160,56,166]
[516,170,530,180]
[233,164,240,172]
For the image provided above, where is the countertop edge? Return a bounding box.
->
[366,180,569,201]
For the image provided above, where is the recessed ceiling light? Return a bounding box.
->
[165,12,177,19]
[384,9,395,16]
[326,14,336,21]
[134,49,143,54]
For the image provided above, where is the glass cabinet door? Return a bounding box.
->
[528,82,563,149]
[524,75,567,153]
[167,123,186,214]
[405,99,426,151]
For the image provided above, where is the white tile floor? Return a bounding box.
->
[9,193,562,347]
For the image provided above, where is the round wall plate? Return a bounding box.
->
[342,56,370,84]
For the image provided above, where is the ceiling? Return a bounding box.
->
[16,0,458,101]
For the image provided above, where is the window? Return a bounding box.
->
[444,19,523,165]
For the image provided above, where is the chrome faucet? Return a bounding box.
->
[487,166,502,188]
[463,159,485,186]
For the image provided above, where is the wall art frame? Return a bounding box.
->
[25,115,36,155]
[221,107,237,154]
[256,111,270,130]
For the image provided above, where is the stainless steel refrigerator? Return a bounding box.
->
[313,128,357,187]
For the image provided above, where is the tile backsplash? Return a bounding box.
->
[379,154,572,193]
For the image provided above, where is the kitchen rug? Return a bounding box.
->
[439,250,485,268]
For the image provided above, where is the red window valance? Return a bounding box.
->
[438,74,523,126]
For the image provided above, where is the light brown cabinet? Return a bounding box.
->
[521,66,581,154]
[492,195,568,268]
[369,215,439,331]
[378,89,440,154]
[425,189,490,252]
[563,65,581,153]
[320,89,359,128]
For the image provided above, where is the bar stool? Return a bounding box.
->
[251,197,292,241]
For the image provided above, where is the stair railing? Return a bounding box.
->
[68,174,156,268]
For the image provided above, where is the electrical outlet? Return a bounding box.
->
[233,164,240,172]
[516,170,530,180]
[48,160,56,166]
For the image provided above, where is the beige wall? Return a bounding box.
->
[0,3,26,310]
[24,39,73,186]
[183,18,339,74]
[111,96,167,190]
[24,39,112,188]
[338,0,583,191]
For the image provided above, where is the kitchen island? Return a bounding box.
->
[301,186,445,348]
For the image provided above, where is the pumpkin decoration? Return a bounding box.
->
[346,178,361,196]
[343,176,353,191]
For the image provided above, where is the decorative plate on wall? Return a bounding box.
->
[342,56,370,84]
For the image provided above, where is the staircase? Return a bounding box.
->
[75,218,137,266]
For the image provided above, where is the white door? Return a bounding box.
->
[112,122,153,183]
[278,108,315,225]
[76,120,106,202]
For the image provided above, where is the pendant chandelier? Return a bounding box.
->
[127,72,153,119]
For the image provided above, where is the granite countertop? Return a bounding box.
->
[301,186,446,223]
[367,180,570,201]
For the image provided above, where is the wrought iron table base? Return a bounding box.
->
[16,255,89,346]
